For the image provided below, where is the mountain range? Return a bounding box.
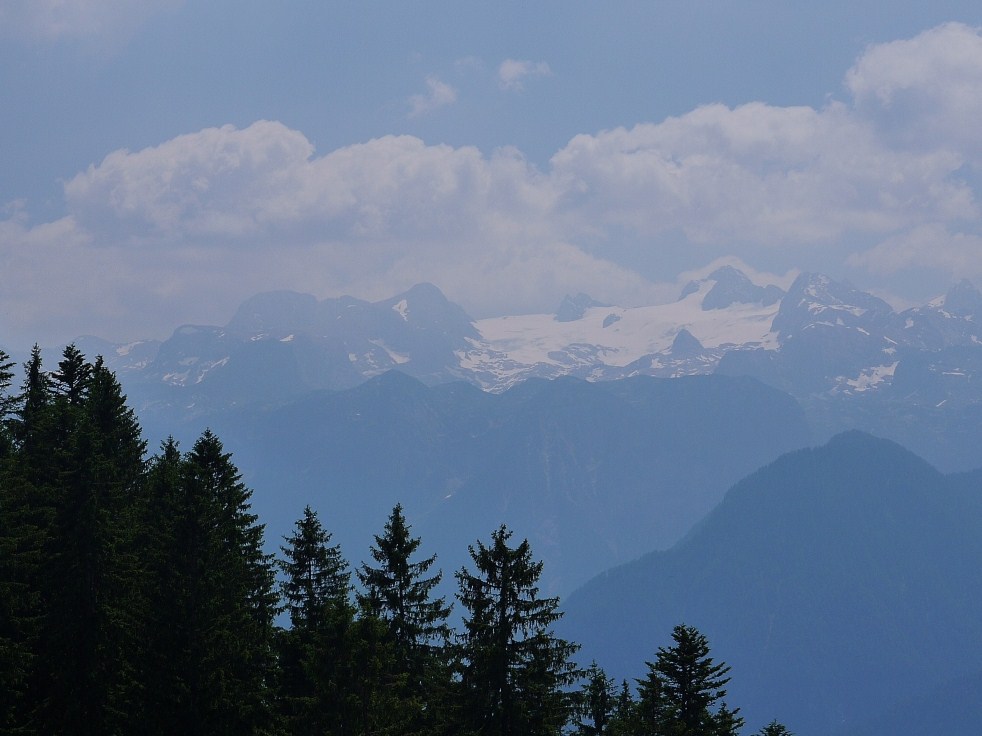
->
[71,265,982,471]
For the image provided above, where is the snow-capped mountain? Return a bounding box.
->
[74,266,982,427]
[462,266,781,389]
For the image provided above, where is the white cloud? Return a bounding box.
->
[848,223,982,281]
[498,59,552,91]
[549,100,975,245]
[0,0,182,44]
[3,121,653,342]
[846,22,982,158]
[408,75,457,117]
[7,23,982,345]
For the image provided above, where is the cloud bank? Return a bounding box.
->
[3,22,982,344]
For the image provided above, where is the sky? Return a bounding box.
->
[3,1,982,348]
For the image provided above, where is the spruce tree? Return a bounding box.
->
[0,347,34,731]
[634,657,672,735]
[756,720,793,736]
[0,346,56,733]
[277,505,355,735]
[713,702,745,736]
[357,503,451,661]
[180,430,280,735]
[356,503,453,734]
[651,624,734,736]
[27,348,147,735]
[604,680,639,736]
[142,430,279,735]
[574,662,617,735]
[455,525,579,736]
[139,437,191,734]
[0,347,15,455]
[12,345,53,479]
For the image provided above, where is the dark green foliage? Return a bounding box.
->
[277,505,355,735]
[713,702,745,736]
[138,431,282,735]
[138,437,190,733]
[357,503,451,661]
[11,345,53,476]
[598,625,741,736]
[25,347,146,735]
[574,663,617,735]
[0,347,35,730]
[281,505,350,629]
[170,430,280,735]
[356,503,453,734]
[454,525,580,736]
[652,624,733,735]
[604,680,639,736]
[756,721,793,736]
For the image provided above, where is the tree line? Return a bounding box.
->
[0,345,792,735]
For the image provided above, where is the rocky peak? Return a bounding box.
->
[555,293,609,322]
[680,265,785,310]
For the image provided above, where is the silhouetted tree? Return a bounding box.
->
[278,505,354,735]
[455,525,579,736]
[652,623,734,735]
[574,662,617,735]
[756,720,794,736]
[356,503,452,733]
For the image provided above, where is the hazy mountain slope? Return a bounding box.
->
[195,372,810,595]
[559,432,982,735]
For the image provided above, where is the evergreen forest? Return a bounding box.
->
[0,346,792,735]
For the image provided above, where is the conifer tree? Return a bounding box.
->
[356,503,453,734]
[179,430,280,735]
[0,347,34,731]
[0,348,15,455]
[357,503,451,661]
[604,680,639,736]
[32,350,147,735]
[651,624,734,736]
[142,430,279,735]
[634,656,672,735]
[138,437,190,734]
[277,505,355,735]
[574,662,617,735]
[454,525,579,736]
[12,345,53,477]
[713,702,745,736]
[756,720,793,736]
[0,346,55,733]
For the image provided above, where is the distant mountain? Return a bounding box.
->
[192,372,810,596]
[679,265,785,310]
[558,432,982,735]
[51,268,982,469]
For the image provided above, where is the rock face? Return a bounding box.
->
[682,265,785,310]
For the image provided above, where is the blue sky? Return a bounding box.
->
[3,1,982,346]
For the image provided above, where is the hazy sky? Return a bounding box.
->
[3,1,982,347]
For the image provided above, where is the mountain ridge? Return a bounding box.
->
[558,430,982,736]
